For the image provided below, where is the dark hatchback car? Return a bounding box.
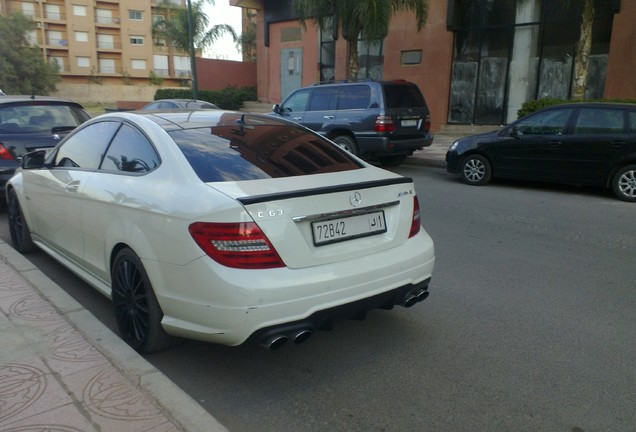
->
[0,96,90,206]
[141,99,220,110]
[446,103,636,202]
[272,80,433,166]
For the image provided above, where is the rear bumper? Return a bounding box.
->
[146,229,435,346]
[357,133,434,157]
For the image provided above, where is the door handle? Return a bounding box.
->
[65,180,80,192]
[293,116,302,121]
[323,115,334,120]
[548,141,562,147]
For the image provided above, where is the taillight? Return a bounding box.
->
[0,144,14,160]
[409,196,421,238]
[374,115,395,133]
[189,222,285,269]
[423,114,431,132]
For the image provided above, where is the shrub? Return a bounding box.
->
[154,86,257,111]
[518,98,636,119]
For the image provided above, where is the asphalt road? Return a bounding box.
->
[2,166,635,432]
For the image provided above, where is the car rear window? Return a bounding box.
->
[169,119,363,182]
[0,103,88,133]
[384,84,426,109]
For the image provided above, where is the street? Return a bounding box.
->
[2,165,635,432]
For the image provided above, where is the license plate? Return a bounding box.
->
[401,119,418,127]
[312,211,387,246]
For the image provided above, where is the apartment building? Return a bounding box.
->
[0,0,192,86]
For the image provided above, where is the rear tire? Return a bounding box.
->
[7,188,37,253]
[332,135,358,156]
[111,248,175,354]
[612,164,636,202]
[460,154,492,185]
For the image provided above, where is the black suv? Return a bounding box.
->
[0,96,90,206]
[272,80,433,166]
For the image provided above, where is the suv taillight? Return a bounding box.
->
[189,222,285,269]
[374,115,395,133]
[424,114,431,132]
[0,144,14,160]
[409,196,421,238]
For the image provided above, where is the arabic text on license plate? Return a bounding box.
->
[312,211,386,246]
[401,119,418,127]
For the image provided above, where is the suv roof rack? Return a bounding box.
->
[312,78,375,86]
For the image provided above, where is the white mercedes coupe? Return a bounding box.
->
[7,110,435,353]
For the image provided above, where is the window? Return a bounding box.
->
[131,59,146,70]
[50,57,65,72]
[45,4,62,20]
[99,58,116,74]
[73,5,87,16]
[55,122,120,169]
[337,85,371,110]
[101,124,160,173]
[630,112,636,134]
[130,36,144,45]
[129,10,143,20]
[574,108,624,135]
[97,34,114,49]
[21,2,35,17]
[308,88,338,111]
[75,31,88,42]
[77,57,90,68]
[401,50,422,65]
[515,108,573,135]
[281,89,311,113]
[173,56,191,76]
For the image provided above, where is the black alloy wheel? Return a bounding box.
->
[7,188,37,253]
[111,248,173,354]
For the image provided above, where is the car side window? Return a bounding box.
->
[515,108,573,135]
[630,111,636,134]
[100,123,160,173]
[280,89,311,113]
[54,121,119,169]
[338,85,371,110]
[574,108,624,135]
[308,87,338,111]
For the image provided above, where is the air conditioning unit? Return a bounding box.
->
[36,22,48,29]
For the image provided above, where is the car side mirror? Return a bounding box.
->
[272,104,281,114]
[21,150,47,169]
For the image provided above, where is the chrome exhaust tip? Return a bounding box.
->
[291,329,312,345]
[260,335,288,350]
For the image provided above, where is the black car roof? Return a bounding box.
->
[0,95,83,106]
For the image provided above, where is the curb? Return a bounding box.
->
[0,240,228,432]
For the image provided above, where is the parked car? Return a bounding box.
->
[7,110,435,353]
[272,80,433,166]
[445,102,636,202]
[141,99,219,110]
[0,96,90,208]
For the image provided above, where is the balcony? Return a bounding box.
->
[95,16,121,27]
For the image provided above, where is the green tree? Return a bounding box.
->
[0,12,61,94]
[293,0,429,79]
[152,0,237,56]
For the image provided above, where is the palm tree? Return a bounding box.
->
[152,0,237,56]
[293,0,429,79]
[572,0,594,100]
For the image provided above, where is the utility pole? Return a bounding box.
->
[187,0,198,99]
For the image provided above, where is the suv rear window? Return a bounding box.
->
[170,122,363,182]
[384,84,426,109]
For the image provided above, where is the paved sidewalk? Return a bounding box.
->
[0,240,227,432]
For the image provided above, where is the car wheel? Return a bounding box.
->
[7,188,37,253]
[612,164,636,202]
[377,155,407,167]
[111,248,174,354]
[332,135,359,156]
[460,155,492,185]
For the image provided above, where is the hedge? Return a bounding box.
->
[518,98,636,118]
[154,86,257,111]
